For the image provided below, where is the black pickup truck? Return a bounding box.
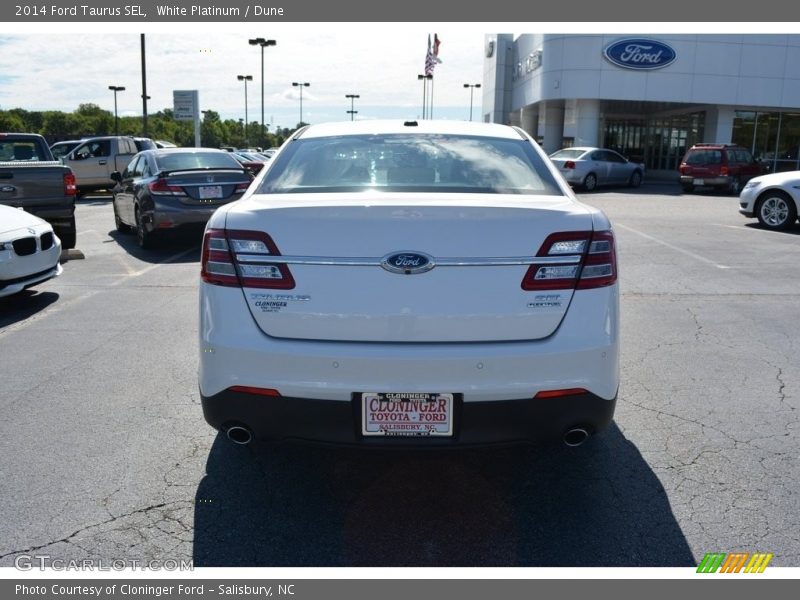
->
[0,133,77,249]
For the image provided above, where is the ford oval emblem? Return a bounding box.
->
[381,251,435,275]
[604,38,676,70]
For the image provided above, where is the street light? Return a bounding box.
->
[108,85,125,135]
[237,75,253,146]
[248,37,276,141]
[463,83,481,122]
[345,93,360,121]
[292,82,310,126]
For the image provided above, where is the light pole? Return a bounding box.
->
[248,37,276,142]
[237,75,253,146]
[463,83,481,122]
[292,82,310,126]
[108,85,125,135]
[345,93,359,121]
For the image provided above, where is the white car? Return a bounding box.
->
[739,170,800,230]
[199,121,619,447]
[0,205,62,298]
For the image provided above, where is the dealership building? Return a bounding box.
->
[482,34,800,174]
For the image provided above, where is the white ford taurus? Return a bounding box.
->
[198,121,619,447]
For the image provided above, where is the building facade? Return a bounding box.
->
[483,34,800,174]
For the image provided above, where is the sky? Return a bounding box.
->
[0,25,488,128]
[0,22,793,130]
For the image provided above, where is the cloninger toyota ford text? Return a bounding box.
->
[199,120,619,447]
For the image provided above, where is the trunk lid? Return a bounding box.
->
[225,193,593,343]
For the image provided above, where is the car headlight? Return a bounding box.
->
[743,180,761,190]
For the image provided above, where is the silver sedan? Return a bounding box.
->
[549,147,644,191]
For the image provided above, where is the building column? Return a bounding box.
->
[538,101,564,155]
[520,105,538,139]
[561,99,600,147]
[704,107,736,143]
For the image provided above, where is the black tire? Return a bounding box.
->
[728,177,742,195]
[57,216,77,250]
[113,200,132,233]
[628,170,642,188]
[681,184,695,194]
[583,173,598,192]
[135,207,156,249]
[756,191,797,230]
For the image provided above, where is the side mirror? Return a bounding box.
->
[110,171,122,183]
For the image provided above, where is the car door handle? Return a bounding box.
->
[99,160,107,165]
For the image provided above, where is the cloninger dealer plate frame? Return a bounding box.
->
[360,392,454,437]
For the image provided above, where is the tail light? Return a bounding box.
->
[521,230,617,291]
[63,172,76,196]
[201,228,295,289]
[564,160,576,169]
[235,182,250,193]
[148,178,184,196]
[720,166,729,176]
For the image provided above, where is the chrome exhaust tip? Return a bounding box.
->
[226,425,253,445]
[563,427,590,447]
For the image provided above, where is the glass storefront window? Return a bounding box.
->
[733,111,800,173]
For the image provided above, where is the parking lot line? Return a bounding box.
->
[0,246,197,339]
[616,223,730,269]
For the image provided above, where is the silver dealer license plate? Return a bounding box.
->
[361,392,454,437]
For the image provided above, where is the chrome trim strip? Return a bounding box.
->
[234,254,582,266]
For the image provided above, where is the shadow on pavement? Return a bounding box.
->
[107,229,202,264]
[0,290,59,328]
[193,423,694,567]
[743,222,800,236]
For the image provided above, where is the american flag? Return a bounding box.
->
[424,34,442,76]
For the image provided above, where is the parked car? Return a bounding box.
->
[62,136,155,193]
[549,147,644,191]
[49,140,81,161]
[0,204,62,298]
[199,120,619,448]
[231,152,267,176]
[110,148,252,249]
[0,133,78,248]
[678,143,762,194]
[738,170,800,230]
[154,140,177,149]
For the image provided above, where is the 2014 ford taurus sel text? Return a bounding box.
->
[198,121,619,447]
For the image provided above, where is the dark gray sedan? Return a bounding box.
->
[549,147,644,191]
[111,148,252,248]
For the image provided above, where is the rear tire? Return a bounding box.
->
[756,191,797,230]
[681,184,695,194]
[57,216,77,249]
[628,170,642,188]
[135,207,156,249]
[583,173,598,192]
[728,177,742,195]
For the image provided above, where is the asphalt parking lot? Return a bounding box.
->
[0,184,798,567]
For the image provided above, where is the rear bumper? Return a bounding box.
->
[679,175,729,188]
[201,388,617,447]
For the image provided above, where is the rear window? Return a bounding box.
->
[550,148,586,160]
[0,140,45,161]
[154,152,242,172]
[685,150,722,165]
[257,134,563,195]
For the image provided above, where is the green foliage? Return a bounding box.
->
[1,105,292,149]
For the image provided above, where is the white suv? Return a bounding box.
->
[198,121,619,447]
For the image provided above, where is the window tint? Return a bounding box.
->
[123,156,140,178]
[258,134,564,196]
[685,150,722,165]
[154,152,242,172]
[0,142,40,161]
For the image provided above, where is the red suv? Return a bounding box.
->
[679,144,763,194]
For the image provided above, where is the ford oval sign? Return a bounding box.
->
[604,38,676,70]
[381,251,435,275]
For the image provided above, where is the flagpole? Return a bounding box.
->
[429,76,434,120]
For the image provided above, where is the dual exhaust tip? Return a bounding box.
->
[226,424,590,447]
[226,425,253,445]
[563,427,590,447]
